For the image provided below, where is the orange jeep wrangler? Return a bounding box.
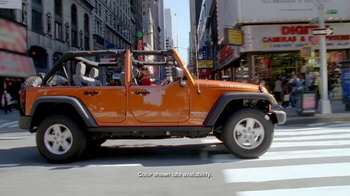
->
[19,49,286,163]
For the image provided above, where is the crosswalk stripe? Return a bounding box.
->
[224,163,350,183]
[275,129,350,136]
[271,140,350,148]
[0,121,18,128]
[237,186,350,196]
[211,148,350,163]
[273,134,350,141]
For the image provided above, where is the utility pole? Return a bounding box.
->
[313,0,332,114]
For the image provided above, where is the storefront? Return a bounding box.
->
[238,23,350,98]
[214,45,240,81]
[0,17,36,104]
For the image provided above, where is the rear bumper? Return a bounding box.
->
[18,116,32,130]
[273,110,287,125]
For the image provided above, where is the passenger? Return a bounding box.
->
[138,65,156,86]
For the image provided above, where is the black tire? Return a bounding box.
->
[222,108,274,158]
[36,115,87,163]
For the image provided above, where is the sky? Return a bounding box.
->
[165,0,190,65]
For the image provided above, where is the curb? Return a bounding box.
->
[283,115,350,126]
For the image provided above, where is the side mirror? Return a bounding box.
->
[171,67,184,79]
[172,67,186,87]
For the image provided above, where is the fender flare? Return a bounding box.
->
[30,96,98,127]
[203,92,278,126]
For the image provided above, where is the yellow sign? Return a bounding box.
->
[225,28,243,46]
[198,60,214,68]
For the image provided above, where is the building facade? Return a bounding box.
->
[164,8,177,50]
[141,0,165,50]
[0,0,142,103]
[194,0,350,99]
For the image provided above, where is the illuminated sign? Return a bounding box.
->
[224,28,243,46]
[198,60,214,68]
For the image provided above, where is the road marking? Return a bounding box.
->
[0,121,18,128]
[307,123,326,127]
[327,123,350,127]
[275,129,350,136]
[86,164,142,168]
[211,148,350,163]
[277,127,322,131]
[237,186,350,196]
[271,140,350,148]
[0,136,21,140]
[273,133,350,141]
[224,163,350,183]
[0,164,20,167]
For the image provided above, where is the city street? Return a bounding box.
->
[1,121,350,196]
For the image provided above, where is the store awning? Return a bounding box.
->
[0,51,36,78]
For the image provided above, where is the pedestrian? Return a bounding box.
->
[273,77,282,102]
[1,90,12,114]
[281,80,290,108]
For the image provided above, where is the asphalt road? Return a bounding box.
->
[1,122,350,196]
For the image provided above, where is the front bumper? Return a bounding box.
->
[273,110,287,125]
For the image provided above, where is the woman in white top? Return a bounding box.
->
[1,90,12,114]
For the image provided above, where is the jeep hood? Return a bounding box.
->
[196,80,267,93]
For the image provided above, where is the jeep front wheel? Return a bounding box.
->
[36,115,87,163]
[222,108,273,158]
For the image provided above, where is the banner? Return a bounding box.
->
[0,0,22,9]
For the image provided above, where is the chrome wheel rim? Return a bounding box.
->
[233,118,264,149]
[44,124,73,155]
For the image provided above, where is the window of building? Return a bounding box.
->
[55,22,63,40]
[84,14,90,50]
[71,4,78,47]
[32,10,43,33]
[54,0,63,40]
[96,21,101,35]
[54,0,62,17]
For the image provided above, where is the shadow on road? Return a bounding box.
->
[0,142,235,168]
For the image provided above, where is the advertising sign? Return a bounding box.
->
[0,0,22,9]
[0,18,27,54]
[198,60,214,68]
[0,51,36,77]
[342,68,350,99]
[241,23,350,52]
[217,0,350,44]
[224,28,243,46]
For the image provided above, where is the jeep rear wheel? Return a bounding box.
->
[36,115,87,163]
[222,108,273,158]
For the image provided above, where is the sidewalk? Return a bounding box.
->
[1,101,350,126]
[281,100,350,125]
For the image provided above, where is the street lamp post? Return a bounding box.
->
[313,0,332,114]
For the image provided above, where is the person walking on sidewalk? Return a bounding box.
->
[1,90,12,114]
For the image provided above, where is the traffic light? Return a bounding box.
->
[53,52,62,64]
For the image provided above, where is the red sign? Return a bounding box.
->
[137,39,144,61]
[0,51,36,77]
[218,45,234,64]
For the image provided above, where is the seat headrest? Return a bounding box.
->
[89,68,99,79]
[76,62,86,75]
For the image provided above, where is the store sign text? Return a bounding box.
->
[262,25,350,44]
